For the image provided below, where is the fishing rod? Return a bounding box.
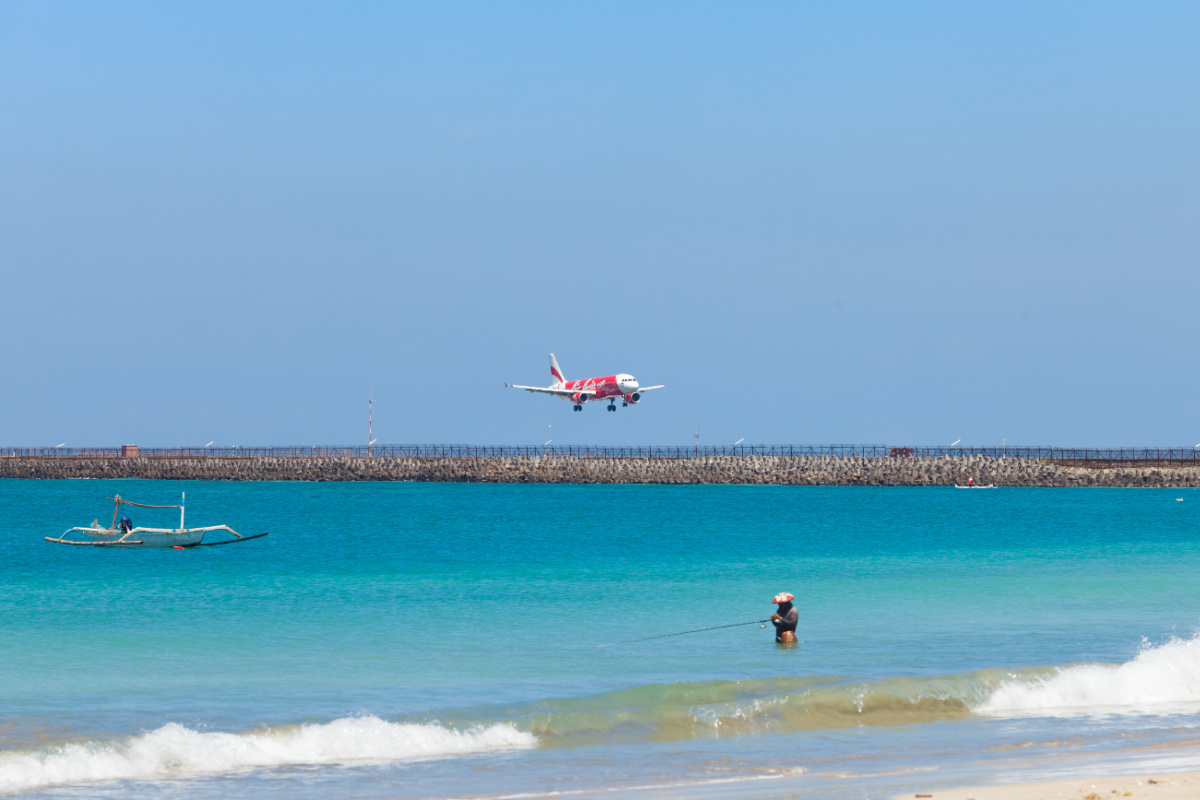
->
[596,619,772,648]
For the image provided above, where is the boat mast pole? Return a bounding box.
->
[180,492,185,531]
[369,388,373,457]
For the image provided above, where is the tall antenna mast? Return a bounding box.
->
[369,387,373,456]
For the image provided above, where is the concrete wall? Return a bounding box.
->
[2,455,1199,486]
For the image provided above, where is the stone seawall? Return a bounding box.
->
[2,455,1199,486]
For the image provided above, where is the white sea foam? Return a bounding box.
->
[980,635,1200,716]
[0,716,536,794]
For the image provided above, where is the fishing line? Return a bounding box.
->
[596,619,772,648]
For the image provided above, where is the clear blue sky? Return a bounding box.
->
[2,2,1198,447]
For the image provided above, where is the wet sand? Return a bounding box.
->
[898,773,1200,800]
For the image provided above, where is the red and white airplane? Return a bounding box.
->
[506,354,665,412]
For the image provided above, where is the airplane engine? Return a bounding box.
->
[574,392,590,403]
[623,392,641,404]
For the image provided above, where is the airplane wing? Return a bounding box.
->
[506,384,577,397]
[636,383,665,392]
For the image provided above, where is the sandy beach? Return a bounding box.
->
[899,773,1200,800]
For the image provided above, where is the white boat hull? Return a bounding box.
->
[78,529,207,547]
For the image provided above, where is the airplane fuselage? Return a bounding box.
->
[506,354,663,411]
[560,374,639,404]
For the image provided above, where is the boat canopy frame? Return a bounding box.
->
[108,493,187,530]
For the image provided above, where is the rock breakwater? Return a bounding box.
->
[2,455,1199,487]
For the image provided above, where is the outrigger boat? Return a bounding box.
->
[45,493,268,548]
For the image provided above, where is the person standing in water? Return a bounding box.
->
[771,592,798,643]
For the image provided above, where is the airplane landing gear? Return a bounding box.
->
[607,402,616,412]
[622,402,628,407]
[573,404,582,412]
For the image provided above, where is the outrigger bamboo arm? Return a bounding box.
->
[193,525,244,539]
[44,536,145,546]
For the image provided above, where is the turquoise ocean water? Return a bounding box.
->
[3,480,1200,798]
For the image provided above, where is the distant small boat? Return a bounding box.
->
[45,493,268,548]
[954,484,995,489]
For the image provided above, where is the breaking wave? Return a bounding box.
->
[8,635,1200,793]
[980,635,1200,716]
[0,716,535,794]
[469,635,1200,745]
[444,672,1015,747]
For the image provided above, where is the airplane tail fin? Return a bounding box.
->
[549,353,566,387]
